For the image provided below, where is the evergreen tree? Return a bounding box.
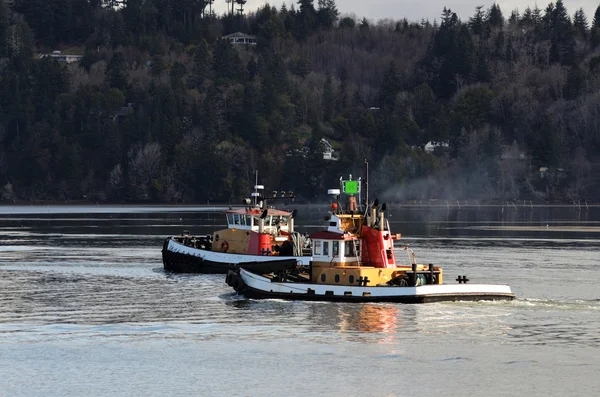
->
[530,4,545,39]
[474,49,492,82]
[293,56,310,78]
[322,73,334,121]
[212,39,245,83]
[105,52,128,90]
[317,0,339,29]
[469,5,485,35]
[423,7,473,97]
[32,58,69,121]
[485,3,504,29]
[14,0,56,47]
[564,66,584,99]
[110,11,127,47]
[150,54,165,77]
[338,16,355,29]
[573,8,588,39]
[0,0,8,58]
[123,0,144,37]
[508,9,519,27]
[410,84,438,133]
[170,62,187,91]
[379,61,402,110]
[191,39,212,88]
[296,0,317,38]
[592,5,600,47]
[542,2,555,39]
[549,0,575,65]
[520,6,535,28]
[440,7,458,28]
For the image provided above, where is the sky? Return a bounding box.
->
[214,1,600,24]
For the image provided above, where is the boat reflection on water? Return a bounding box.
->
[304,302,417,344]
[342,304,400,334]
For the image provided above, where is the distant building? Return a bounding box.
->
[501,151,527,160]
[320,138,338,161]
[112,103,135,122]
[424,141,449,153]
[285,138,339,161]
[222,32,257,45]
[37,50,83,64]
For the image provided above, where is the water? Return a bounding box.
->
[1,205,600,396]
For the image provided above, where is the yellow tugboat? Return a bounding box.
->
[226,163,515,303]
[162,182,311,274]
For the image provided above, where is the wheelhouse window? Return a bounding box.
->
[227,214,234,225]
[314,240,322,255]
[345,241,355,257]
[322,241,330,256]
[332,241,339,257]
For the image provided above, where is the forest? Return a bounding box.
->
[1,0,600,204]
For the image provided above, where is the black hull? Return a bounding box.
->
[162,239,300,274]
[163,249,232,273]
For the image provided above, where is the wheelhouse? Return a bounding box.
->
[225,208,292,234]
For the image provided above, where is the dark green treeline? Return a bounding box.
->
[1,0,600,203]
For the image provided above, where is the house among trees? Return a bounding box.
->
[320,138,338,161]
[112,103,135,122]
[222,32,257,45]
[37,50,83,64]
[424,141,449,153]
[501,150,527,160]
[286,138,338,161]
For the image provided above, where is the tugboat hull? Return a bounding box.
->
[162,238,310,274]
[229,268,515,303]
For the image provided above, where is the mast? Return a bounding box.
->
[251,171,264,208]
[364,159,369,209]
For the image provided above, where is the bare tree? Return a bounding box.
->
[128,142,162,200]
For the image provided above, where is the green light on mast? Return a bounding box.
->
[344,181,359,194]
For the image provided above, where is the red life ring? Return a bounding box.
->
[221,241,229,252]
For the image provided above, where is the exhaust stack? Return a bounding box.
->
[379,203,387,231]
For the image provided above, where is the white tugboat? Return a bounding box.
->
[226,163,515,303]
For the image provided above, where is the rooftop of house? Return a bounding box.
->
[222,32,257,39]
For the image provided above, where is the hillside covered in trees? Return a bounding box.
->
[1,0,600,203]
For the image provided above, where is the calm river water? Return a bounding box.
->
[1,204,599,397]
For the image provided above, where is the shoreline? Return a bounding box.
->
[1,201,599,208]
